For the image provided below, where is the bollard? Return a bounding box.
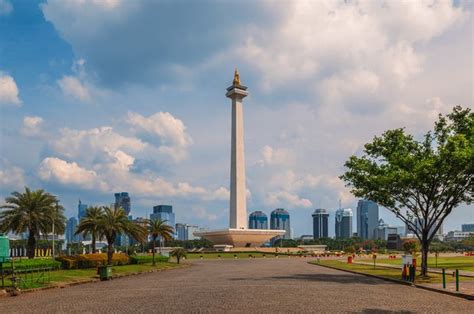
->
[456,269,459,292]
[442,268,446,289]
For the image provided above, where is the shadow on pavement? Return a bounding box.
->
[358,309,414,314]
[229,273,390,285]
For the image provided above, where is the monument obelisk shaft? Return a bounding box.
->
[226,70,248,229]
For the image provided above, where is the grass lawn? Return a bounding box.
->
[4,262,182,290]
[311,259,474,285]
[358,256,474,272]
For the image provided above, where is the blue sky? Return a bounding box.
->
[0,0,473,237]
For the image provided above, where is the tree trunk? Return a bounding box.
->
[152,238,156,266]
[177,256,180,264]
[92,233,96,254]
[27,232,36,259]
[421,239,429,277]
[107,243,114,266]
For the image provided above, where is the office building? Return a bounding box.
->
[335,208,352,239]
[445,231,474,241]
[249,211,268,229]
[406,218,443,238]
[65,217,78,243]
[312,208,329,239]
[373,219,398,240]
[356,200,379,240]
[114,192,131,215]
[462,224,474,232]
[176,223,187,241]
[150,205,176,237]
[78,200,88,220]
[270,208,291,239]
[186,225,200,240]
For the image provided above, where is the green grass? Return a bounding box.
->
[10,258,61,271]
[360,256,474,272]
[3,262,182,290]
[129,254,169,264]
[311,260,474,285]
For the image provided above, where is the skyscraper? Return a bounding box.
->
[462,224,474,232]
[176,223,187,241]
[335,208,353,239]
[78,199,88,221]
[356,200,379,240]
[373,219,398,240]
[65,217,78,243]
[249,211,268,229]
[270,208,291,239]
[114,192,131,215]
[150,205,175,237]
[312,208,329,239]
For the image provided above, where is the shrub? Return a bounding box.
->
[129,254,169,264]
[56,253,130,269]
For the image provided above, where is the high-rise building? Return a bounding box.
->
[270,208,291,239]
[335,208,353,239]
[65,217,78,243]
[176,223,187,241]
[114,192,131,215]
[78,199,88,221]
[462,224,474,232]
[373,219,398,240]
[249,211,268,229]
[186,225,200,240]
[150,205,176,237]
[406,218,443,238]
[356,200,379,240]
[312,208,329,239]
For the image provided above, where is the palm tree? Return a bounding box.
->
[148,218,174,266]
[99,206,147,265]
[170,248,187,264]
[0,188,66,259]
[75,206,103,253]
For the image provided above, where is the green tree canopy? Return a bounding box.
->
[0,187,66,258]
[75,206,104,254]
[341,106,473,276]
[147,218,174,266]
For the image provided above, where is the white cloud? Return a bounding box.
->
[21,116,44,137]
[257,145,293,166]
[265,190,312,208]
[193,207,218,222]
[0,163,25,190]
[0,73,21,105]
[127,111,192,161]
[38,157,107,190]
[0,0,13,16]
[57,76,91,102]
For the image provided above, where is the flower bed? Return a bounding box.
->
[56,253,130,269]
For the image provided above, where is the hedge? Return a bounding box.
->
[12,258,61,271]
[130,254,169,264]
[56,253,130,269]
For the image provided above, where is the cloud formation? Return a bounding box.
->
[21,116,44,137]
[0,0,12,16]
[0,72,21,105]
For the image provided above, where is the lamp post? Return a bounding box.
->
[52,200,58,259]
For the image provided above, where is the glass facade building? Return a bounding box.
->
[65,217,79,243]
[270,208,291,239]
[312,208,329,239]
[335,208,353,239]
[356,200,379,240]
[114,192,131,215]
[150,205,176,238]
[249,211,268,229]
[78,199,88,221]
[462,224,474,232]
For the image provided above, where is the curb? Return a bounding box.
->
[309,262,474,301]
[5,263,190,297]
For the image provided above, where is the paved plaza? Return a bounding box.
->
[0,258,471,313]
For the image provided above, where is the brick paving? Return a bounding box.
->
[0,258,472,313]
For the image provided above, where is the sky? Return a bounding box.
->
[0,0,473,237]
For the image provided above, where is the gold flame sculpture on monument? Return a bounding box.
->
[194,70,285,248]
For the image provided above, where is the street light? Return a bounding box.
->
[52,200,59,259]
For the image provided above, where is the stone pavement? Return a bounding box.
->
[0,258,472,313]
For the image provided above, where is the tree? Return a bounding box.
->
[75,206,103,254]
[0,188,66,259]
[99,206,147,265]
[341,106,473,276]
[147,218,174,266]
[402,239,419,254]
[170,248,187,264]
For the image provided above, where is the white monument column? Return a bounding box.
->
[226,69,248,229]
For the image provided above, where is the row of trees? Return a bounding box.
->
[0,188,175,266]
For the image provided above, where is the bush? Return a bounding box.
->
[129,254,169,264]
[56,253,130,269]
[13,258,61,271]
